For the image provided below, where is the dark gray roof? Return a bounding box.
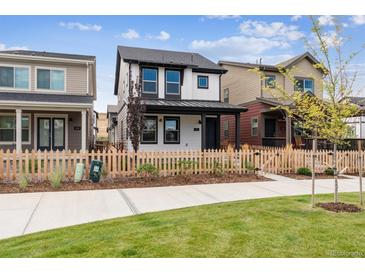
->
[142,99,247,114]
[278,52,320,68]
[219,51,323,73]
[0,92,94,104]
[0,50,95,61]
[118,46,224,71]
[107,104,119,113]
[347,97,365,107]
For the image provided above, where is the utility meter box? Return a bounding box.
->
[89,160,103,183]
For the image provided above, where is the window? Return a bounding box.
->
[142,68,158,94]
[265,75,276,88]
[197,75,209,89]
[165,70,180,95]
[0,66,29,89]
[164,117,180,144]
[37,68,65,91]
[295,78,314,94]
[141,116,157,144]
[0,115,30,143]
[251,117,258,136]
[223,88,229,103]
[223,121,229,138]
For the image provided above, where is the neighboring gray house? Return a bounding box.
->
[107,104,118,145]
[0,50,97,152]
[113,46,246,151]
[346,97,365,138]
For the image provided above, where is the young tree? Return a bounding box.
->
[127,72,146,152]
[252,15,361,206]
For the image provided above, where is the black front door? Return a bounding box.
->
[265,118,276,137]
[205,117,218,149]
[37,117,65,151]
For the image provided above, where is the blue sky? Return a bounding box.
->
[1,15,365,112]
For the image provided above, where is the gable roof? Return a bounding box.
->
[219,51,324,73]
[0,50,95,61]
[107,104,119,114]
[114,46,226,95]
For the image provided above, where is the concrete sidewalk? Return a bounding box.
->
[0,174,362,240]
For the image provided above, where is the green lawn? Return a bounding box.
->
[1,193,364,258]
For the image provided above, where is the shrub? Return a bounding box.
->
[18,174,30,190]
[245,161,255,174]
[324,167,335,176]
[177,160,197,174]
[137,163,159,177]
[297,167,312,176]
[49,170,63,188]
[212,161,224,176]
[101,164,108,179]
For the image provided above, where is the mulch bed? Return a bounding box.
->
[282,173,350,180]
[0,173,271,194]
[317,202,362,213]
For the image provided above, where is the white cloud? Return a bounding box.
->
[202,15,241,21]
[121,29,140,39]
[0,42,28,51]
[291,15,302,22]
[239,20,304,41]
[318,15,335,26]
[147,31,171,41]
[351,15,365,25]
[59,22,102,32]
[190,35,290,61]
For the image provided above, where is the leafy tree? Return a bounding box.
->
[127,72,146,152]
[252,16,361,206]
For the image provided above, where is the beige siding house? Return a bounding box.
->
[219,52,325,148]
[0,50,96,152]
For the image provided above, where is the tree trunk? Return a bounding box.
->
[333,143,339,203]
[311,138,317,207]
[359,140,363,206]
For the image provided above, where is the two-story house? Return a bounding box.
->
[219,52,325,147]
[0,50,96,152]
[113,46,246,151]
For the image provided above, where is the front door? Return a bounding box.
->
[205,117,218,149]
[265,118,276,137]
[37,117,65,151]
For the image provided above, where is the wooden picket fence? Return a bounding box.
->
[0,147,364,181]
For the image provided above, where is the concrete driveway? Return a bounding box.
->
[0,174,362,240]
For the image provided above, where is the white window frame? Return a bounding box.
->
[0,113,31,145]
[165,69,181,95]
[223,88,229,103]
[0,64,31,91]
[35,66,67,92]
[295,78,314,94]
[142,67,158,94]
[251,117,258,137]
[265,75,276,88]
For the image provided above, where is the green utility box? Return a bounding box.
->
[89,160,103,183]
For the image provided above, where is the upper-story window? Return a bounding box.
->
[0,65,29,89]
[197,75,209,89]
[223,88,229,103]
[265,75,276,88]
[142,68,158,94]
[165,70,180,95]
[37,68,65,91]
[295,78,314,94]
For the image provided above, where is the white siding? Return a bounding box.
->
[126,114,202,151]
